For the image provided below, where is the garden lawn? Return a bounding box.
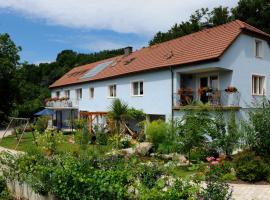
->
[0,132,110,154]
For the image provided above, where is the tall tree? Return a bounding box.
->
[232,0,270,33]
[0,33,21,124]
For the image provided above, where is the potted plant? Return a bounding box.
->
[225,86,238,93]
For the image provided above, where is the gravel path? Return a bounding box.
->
[230,183,270,200]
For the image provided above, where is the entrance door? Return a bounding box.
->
[56,110,62,129]
[199,77,209,103]
[199,75,219,103]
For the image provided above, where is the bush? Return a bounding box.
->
[145,120,180,154]
[95,128,108,145]
[203,174,232,200]
[36,129,64,154]
[35,117,49,132]
[0,176,12,199]
[233,151,269,182]
[242,100,270,156]
[136,164,162,189]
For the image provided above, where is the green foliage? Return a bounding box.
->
[211,111,240,156]
[34,117,49,132]
[36,129,64,153]
[108,98,129,135]
[138,178,201,200]
[127,108,146,121]
[179,109,212,161]
[233,150,269,182]
[0,176,12,199]
[95,127,108,145]
[232,0,270,34]
[136,164,162,189]
[203,173,232,200]
[0,33,21,123]
[145,120,180,154]
[149,1,270,46]
[108,134,130,149]
[73,118,87,131]
[242,100,270,156]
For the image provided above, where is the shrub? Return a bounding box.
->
[36,129,64,154]
[95,127,108,145]
[203,174,232,200]
[0,176,12,199]
[242,100,270,156]
[35,117,49,132]
[145,120,180,153]
[233,151,268,182]
[136,164,162,189]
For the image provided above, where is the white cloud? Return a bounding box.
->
[0,0,238,35]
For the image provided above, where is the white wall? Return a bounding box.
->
[52,70,172,119]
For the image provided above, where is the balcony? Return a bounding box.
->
[173,87,241,110]
[45,97,79,108]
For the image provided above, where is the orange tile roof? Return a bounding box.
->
[50,20,270,88]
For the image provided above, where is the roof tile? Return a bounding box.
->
[50,20,270,88]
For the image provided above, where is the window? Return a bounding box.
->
[132,81,144,96]
[64,90,70,98]
[108,84,117,98]
[56,91,60,98]
[252,75,266,95]
[210,76,218,90]
[76,88,82,100]
[89,88,94,99]
[255,40,263,58]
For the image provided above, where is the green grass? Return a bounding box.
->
[0,132,111,154]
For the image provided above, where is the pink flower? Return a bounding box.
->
[206,156,215,162]
[211,161,219,165]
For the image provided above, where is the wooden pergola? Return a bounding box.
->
[80,111,107,134]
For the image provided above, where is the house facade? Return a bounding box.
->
[47,20,270,128]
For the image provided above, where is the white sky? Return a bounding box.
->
[0,0,239,35]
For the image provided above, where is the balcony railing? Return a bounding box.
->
[45,98,79,108]
[173,89,240,109]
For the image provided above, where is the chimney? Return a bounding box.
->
[201,22,214,30]
[124,46,133,56]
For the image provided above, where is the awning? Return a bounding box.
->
[34,108,55,116]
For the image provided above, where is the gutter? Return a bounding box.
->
[170,66,174,121]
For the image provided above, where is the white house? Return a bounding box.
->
[47,20,270,129]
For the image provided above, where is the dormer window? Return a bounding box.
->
[255,40,263,58]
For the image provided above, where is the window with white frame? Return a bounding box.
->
[76,88,82,100]
[255,40,263,58]
[64,90,70,98]
[252,75,266,95]
[108,84,117,98]
[89,88,94,99]
[132,81,144,96]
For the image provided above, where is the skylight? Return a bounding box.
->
[80,60,114,79]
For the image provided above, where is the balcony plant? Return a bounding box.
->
[198,87,212,95]
[177,87,193,95]
[225,86,238,93]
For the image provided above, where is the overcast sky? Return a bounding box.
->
[0,0,238,63]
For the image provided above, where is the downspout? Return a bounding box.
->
[170,66,174,122]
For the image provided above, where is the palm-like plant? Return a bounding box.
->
[108,98,129,135]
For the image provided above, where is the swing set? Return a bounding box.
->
[0,117,37,150]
